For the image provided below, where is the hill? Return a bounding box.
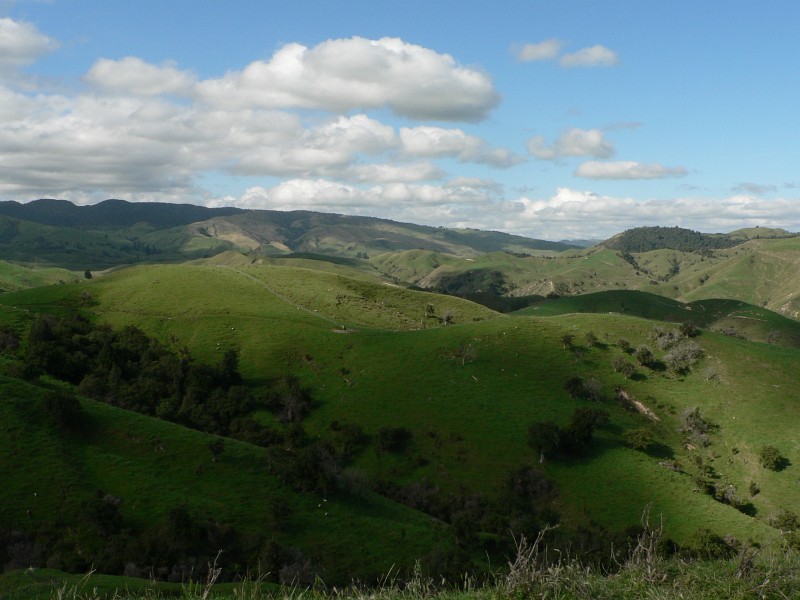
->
[601,225,797,253]
[0,260,81,293]
[516,289,800,347]
[2,261,798,587]
[0,200,577,270]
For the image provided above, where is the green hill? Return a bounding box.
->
[516,290,800,347]
[0,260,82,293]
[0,200,577,271]
[2,261,798,590]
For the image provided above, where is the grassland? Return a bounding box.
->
[516,289,800,347]
[1,258,799,592]
[0,260,81,293]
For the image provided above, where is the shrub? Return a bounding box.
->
[759,445,787,470]
[613,356,635,379]
[623,428,654,451]
[768,509,799,532]
[634,345,655,367]
[376,426,412,453]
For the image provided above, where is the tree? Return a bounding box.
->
[582,377,602,401]
[376,427,412,453]
[208,438,225,462]
[613,356,635,379]
[561,406,609,452]
[618,338,632,354]
[83,269,93,279]
[527,421,561,463]
[585,331,599,348]
[635,345,655,367]
[564,376,584,399]
[218,347,242,388]
[561,334,574,350]
[679,321,699,338]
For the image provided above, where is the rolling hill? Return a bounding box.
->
[0,200,577,270]
[1,258,798,588]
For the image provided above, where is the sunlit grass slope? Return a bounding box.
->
[0,260,82,293]
[3,262,798,566]
[71,266,800,543]
[516,290,800,347]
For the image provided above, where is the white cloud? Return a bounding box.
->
[343,162,443,183]
[196,37,500,121]
[500,188,800,240]
[400,126,524,167]
[225,183,800,241]
[0,17,58,72]
[559,45,619,67]
[575,161,687,179]
[527,128,615,160]
[515,39,563,62]
[232,178,493,213]
[84,57,196,96]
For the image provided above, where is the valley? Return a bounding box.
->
[0,202,799,597]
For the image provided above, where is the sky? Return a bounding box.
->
[1,0,798,240]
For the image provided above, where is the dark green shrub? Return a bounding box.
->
[376,426,412,453]
[759,445,787,470]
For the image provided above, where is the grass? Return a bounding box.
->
[0,376,446,584]
[0,261,82,294]
[1,261,799,588]
[3,544,800,600]
[515,289,800,347]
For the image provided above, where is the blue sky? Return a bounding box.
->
[1,0,798,239]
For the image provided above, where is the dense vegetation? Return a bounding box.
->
[602,225,796,253]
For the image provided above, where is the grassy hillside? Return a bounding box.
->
[0,376,442,583]
[373,238,800,323]
[0,260,81,293]
[2,262,799,587]
[517,290,800,347]
[0,200,577,270]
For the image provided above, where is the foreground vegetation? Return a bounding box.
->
[4,535,800,600]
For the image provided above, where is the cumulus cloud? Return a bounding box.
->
[232,178,492,213]
[400,126,524,167]
[559,45,619,67]
[84,57,196,96]
[343,162,444,184]
[224,183,800,241]
[196,37,499,121]
[515,39,563,62]
[527,128,615,160]
[499,188,800,240]
[575,161,687,179]
[0,17,58,72]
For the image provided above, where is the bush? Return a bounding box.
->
[634,346,655,367]
[623,428,653,451]
[376,426,412,453]
[613,356,635,379]
[759,445,787,470]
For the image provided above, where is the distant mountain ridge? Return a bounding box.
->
[0,198,243,229]
[0,199,578,268]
